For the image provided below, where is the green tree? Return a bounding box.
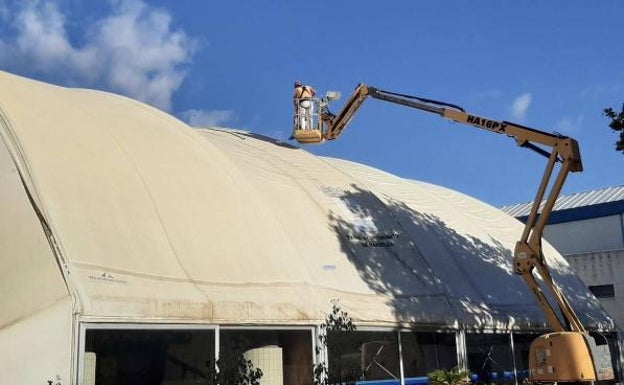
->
[603,104,624,154]
[205,336,263,385]
[313,300,359,385]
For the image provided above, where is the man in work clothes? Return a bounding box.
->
[293,81,317,134]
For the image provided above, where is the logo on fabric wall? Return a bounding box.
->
[88,271,128,284]
[348,231,399,248]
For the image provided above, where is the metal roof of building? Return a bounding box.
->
[501,185,624,218]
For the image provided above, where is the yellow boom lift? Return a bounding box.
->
[292,84,614,383]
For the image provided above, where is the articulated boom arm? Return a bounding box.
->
[322,84,585,332]
[324,84,370,140]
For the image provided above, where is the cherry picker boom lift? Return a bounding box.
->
[292,84,615,383]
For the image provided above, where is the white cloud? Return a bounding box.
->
[554,115,584,135]
[180,109,235,127]
[510,93,532,121]
[0,0,197,111]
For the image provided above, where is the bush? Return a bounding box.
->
[428,367,470,385]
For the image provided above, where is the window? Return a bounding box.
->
[401,331,458,378]
[589,284,615,298]
[219,329,313,385]
[327,331,400,384]
[84,328,215,385]
[466,333,514,384]
[84,327,314,385]
[512,333,538,383]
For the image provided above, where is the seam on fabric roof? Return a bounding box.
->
[358,161,604,328]
[415,185,517,299]
[75,88,190,131]
[74,260,453,299]
[234,136,327,199]
[0,295,69,332]
[206,132,344,280]
[0,105,79,312]
[201,127,251,139]
[202,131,439,318]
[75,88,226,156]
[315,158,459,320]
[94,115,214,311]
[272,143,437,297]
[323,159,456,285]
[378,185,479,323]
[327,159,500,324]
[177,130,338,309]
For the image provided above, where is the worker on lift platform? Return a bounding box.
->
[290,81,338,142]
[291,81,316,139]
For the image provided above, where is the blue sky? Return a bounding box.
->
[0,0,622,206]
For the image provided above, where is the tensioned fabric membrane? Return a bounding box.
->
[0,70,613,337]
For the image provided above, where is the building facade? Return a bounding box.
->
[502,186,624,328]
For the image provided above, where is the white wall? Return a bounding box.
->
[566,249,624,330]
[0,298,74,385]
[0,128,75,383]
[541,211,624,329]
[544,215,624,255]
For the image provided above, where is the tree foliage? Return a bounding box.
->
[313,300,359,385]
[428,367,470,385]
[603,104,624,154]
[205,336,263,385]
[316,300,356,353]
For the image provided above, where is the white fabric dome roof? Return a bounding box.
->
[0,70,613,331]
